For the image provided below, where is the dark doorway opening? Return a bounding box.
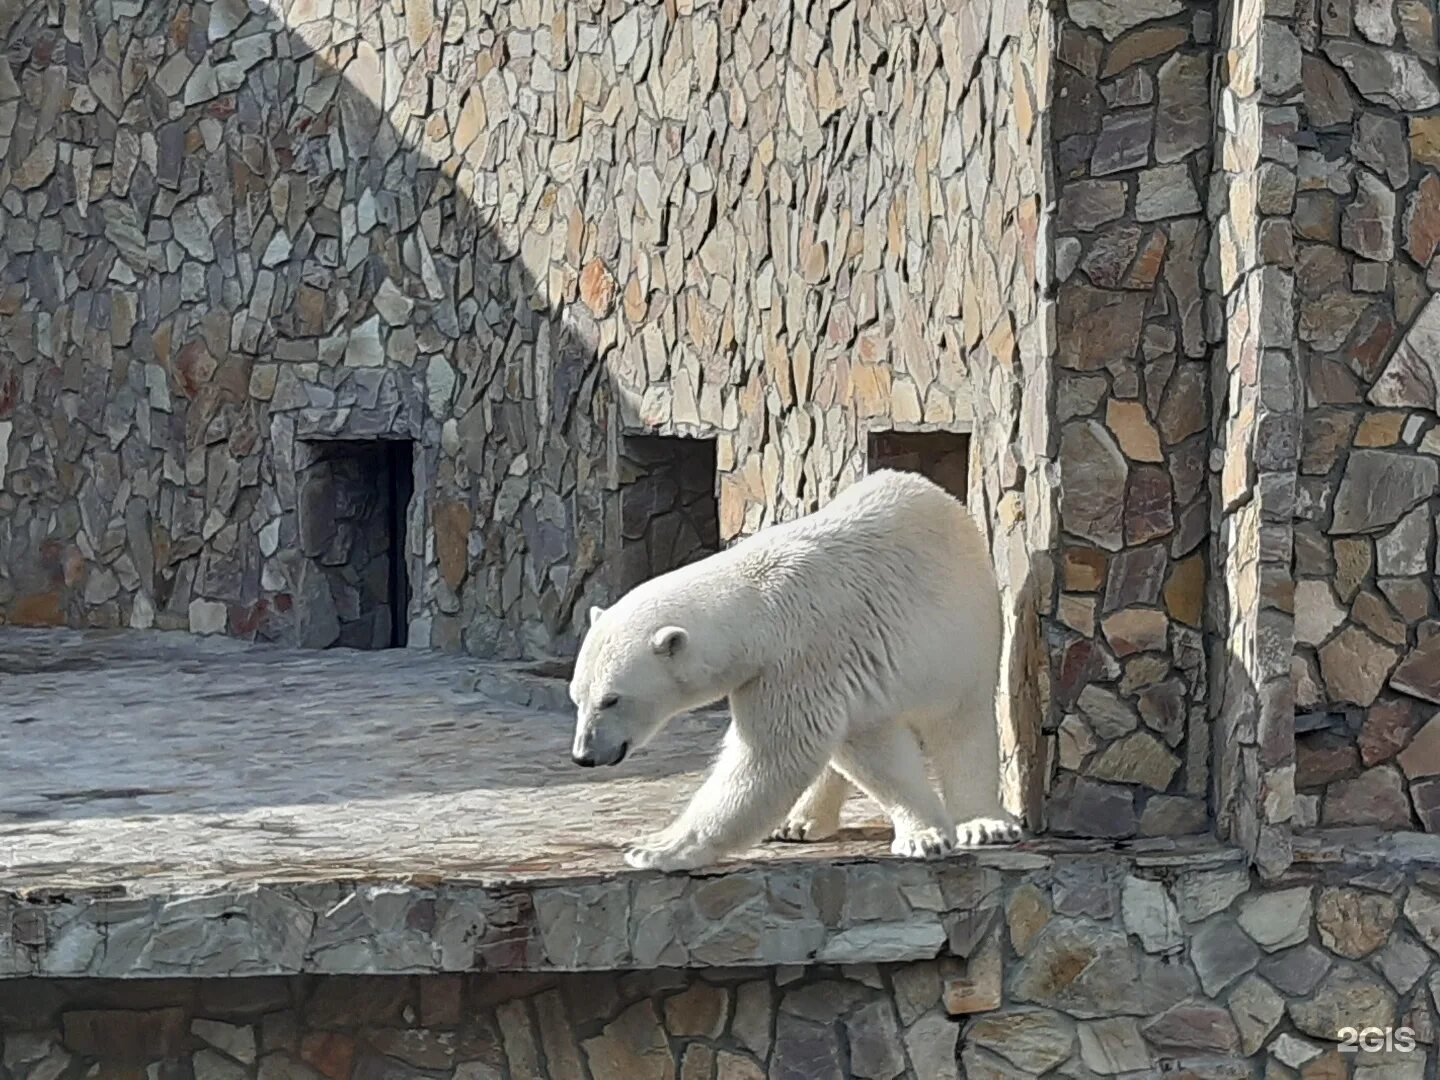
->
[616,435,721,591]
[298,439,413,649]
[867,430,970,501]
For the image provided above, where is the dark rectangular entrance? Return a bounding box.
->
[867,430,970,501]
[297,439,413,649]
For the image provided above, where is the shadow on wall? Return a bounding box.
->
[0,0,619,657]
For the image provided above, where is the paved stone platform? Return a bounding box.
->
[0,628,1241,981]
[0,627,745,893]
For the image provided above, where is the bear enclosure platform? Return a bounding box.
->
[0,626,1250,982]
[0,629,1434,987]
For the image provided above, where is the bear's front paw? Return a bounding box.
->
[623,836,714,872]
[890,826,955,860]
[769,815,839,843]
[956,816,1023,846]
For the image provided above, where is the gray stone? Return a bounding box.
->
[1331,451,1439,534]
[191,1020,256,1065]
[1077,1017,1153,1074]
[1011,919,1196,1018]
[1228,975,1285,1056]
[1156,53,1209,163]
[903,1012,959,1080]
[1069,0,1184,39]
[1136,164,1201,220]
[1378,507,1431,576]
[1059,422,1129,550]
[1190,916,1261,996]
[966,1009,1075,1074]
[1392,631,1440,703]
[1341,170,1397,261]
[1237,888,1312,952]
[1375,930,1431,993]
[1120,876,1182,953]
[1324,40,1440,110]
[1259,944,1333,997]
[1091,113,1153,175]
[1143,1002,1241,1053]
[844,1000,905,1080]
[1404,885,1440,952]
[1076,686,1139,739]
[1174,868,1250,922]
[1058,181,1129,231]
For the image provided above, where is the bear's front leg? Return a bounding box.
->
[624,722,831,871]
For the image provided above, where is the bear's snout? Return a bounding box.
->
[572,740,628,768]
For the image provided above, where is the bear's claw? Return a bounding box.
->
[769,817,838,843]
[955,817,1023,846]
[890,827,955,860]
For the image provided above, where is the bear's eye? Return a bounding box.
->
[598,693,620,710]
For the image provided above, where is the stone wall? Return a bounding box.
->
[1042,0,1215,841]
[954,0,1051,829]
[1285,0,1440,836]
[11,842,1440,1077]
[0,966,966,1080]
[0,0,991,661]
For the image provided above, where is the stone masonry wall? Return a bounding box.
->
[1043,0,1216,840]
[1209,0,1305,880]
[1286,0,1440,836]
[0,0,995,661]
[13,846,1440,1077]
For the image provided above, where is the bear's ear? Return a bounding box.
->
[589,605,605,627]
[651,625,688,657]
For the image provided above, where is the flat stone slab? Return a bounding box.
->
[0,627,795,892]
[0,629,1246,979]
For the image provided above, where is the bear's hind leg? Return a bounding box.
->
[929,708,1022,847]
[833,725,955,859]
[770,766,851,842]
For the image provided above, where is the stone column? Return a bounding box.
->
[1209,0,1303,879]
[1045,0,1216,839]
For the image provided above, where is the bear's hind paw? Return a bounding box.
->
[770,817,839,843]
[623,837,714,872]
[956,817,1023,846]
[890,827,955,860]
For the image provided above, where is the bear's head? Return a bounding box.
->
[569,601,724,767]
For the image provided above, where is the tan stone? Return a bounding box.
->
[1090,732,1181,790]
[1398,713,1440,778]
[433,501,471,591]
[582,1000,675,1080]
[1103,25,1189,76]
[1163,555,1204,628]
[714,1052,763,1080]
[1412,115,1440,167]
[1064,548,1108,592]
[579,260,616,317]
[1319,626,1400,706]
[1007,882,1051,957]
[1355,412,1407,447]
[1102,608,1169,657]
[1105,400,1163,462]
[1334,538,1372,602]
[663,984,728,1039]
[1059,594,1097,637]
[1316,887,1398,959]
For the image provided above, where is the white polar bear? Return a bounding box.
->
[568,468,1020,871]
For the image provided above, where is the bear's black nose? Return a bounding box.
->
[572,750,597,767]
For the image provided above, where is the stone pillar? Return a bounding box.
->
[1209,0,1304,878]
[1044,0,1215,839]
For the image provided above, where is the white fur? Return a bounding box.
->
[569,468,1020,871]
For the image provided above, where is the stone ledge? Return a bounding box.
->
[3,842,1244,980]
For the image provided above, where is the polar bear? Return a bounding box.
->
[568,468,1020,871]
